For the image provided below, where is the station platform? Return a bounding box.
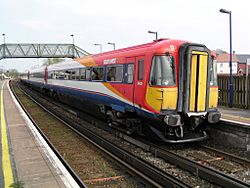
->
[0,80,79,188]
[219,106,250,125]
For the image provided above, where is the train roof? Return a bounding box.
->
[91,38,188,58]
[73,38,189,66]
[29,39,191,72]
[30,60,83,73]
[48,60,83,71]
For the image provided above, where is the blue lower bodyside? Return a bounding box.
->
[22,79,160,121]
[21,79,210,143]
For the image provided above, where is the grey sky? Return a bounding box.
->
[1,0,250,72]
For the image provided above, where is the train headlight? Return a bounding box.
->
[164,114,181,126]
[208,112,221,124]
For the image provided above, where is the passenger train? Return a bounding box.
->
[21,38,221,143]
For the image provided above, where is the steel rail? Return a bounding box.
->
[9,81,87,188]
[200,144,250,166]
[17,81,250,187]
[152,145,250,188]
[119,135,250,188]
[13,81,191,188]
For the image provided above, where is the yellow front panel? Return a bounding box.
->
[145,85,177,112]
[162,87,178,110]
[145,86,162,111]
[189,55,198,112]
[209,87,219,108]
[197,54,208,111]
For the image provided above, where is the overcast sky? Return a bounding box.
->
[1,0,250,72]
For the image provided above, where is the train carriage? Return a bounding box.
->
[21,38,220,143]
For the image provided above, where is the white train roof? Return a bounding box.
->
[30,60,84,73]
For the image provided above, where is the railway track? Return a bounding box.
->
[121,136,250,188]
[13,80,250,187]
[11,81,193,187]
[208,119,250,160]
[9,82,87,187]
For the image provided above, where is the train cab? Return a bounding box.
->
[145,43,221,142]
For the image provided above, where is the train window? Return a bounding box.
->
[65,70,72,80]
[63,70,70,80]
[80,68,86,80]
[138,59,144,80]
[51,71,57,79]
[48,71,53,79]
[86,67,91,80]
[149,56,175,86]
[57,70,66,79]
[210,59,218,86]
[33,72,44,79]
[126,64,134,83]
[71,69,80,80]
[106,65,123,82]
[92,67,104,81]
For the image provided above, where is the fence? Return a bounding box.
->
[218,75,250,108]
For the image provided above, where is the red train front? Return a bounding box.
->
[22,38,221,143]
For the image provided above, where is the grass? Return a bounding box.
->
[9,181,24,188]
[11,81,122,185]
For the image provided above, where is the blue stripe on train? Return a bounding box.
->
[24,79,159,120]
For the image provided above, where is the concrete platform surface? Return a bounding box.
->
[219,106,250,124]
[0,80,79,188]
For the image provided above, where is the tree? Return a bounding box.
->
[215,48,227,56]
[7,69,19,78]
[42,58,64,66]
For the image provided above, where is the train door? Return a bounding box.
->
[133,56,146,108]
[178,44,211,115]
[125,57,135,106]
[189,51,208,112]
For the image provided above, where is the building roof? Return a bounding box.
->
[217,53,239,62]
[236,54,250,63]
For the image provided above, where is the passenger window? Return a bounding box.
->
[106,65,123,82]
[210,59,218,86]
[138,59,144,80]
[52,71,57,79]
[71,69,79,80]
[80,68,86,80]
[127,64,134,83]
[64,70,71,80]
[48,71,52,79]
[92,67,104,81]
[86,67,91,80]
[58,70,66,79]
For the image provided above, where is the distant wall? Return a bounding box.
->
[217,62,238,75]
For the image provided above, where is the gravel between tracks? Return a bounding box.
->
[15,81,218,188]
[11,80,144,187]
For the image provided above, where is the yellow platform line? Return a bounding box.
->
[1,81,14,187]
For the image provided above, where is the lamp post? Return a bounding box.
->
[148,30,158,40]
[94,43,102,53]
[70,34,75,58]
[2,33,5,44]
[70,34,75,45]
[2,33,6,58]
[107,42,115,50]
[220,8,233,108]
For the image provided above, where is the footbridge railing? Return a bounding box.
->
[0,43,90,60]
